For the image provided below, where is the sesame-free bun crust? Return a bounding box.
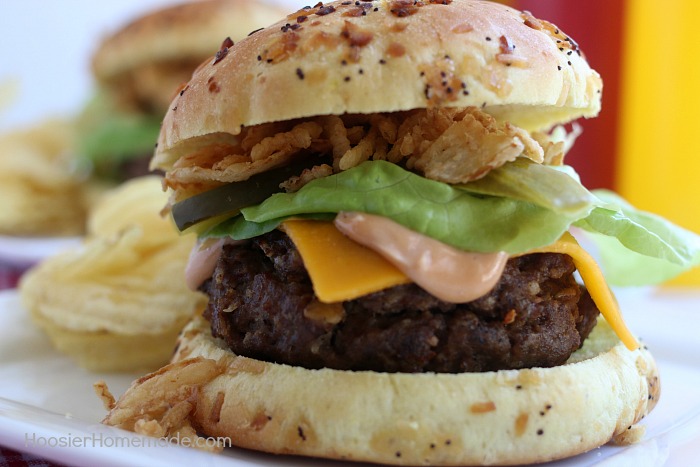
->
[153,0,602,169]
[104,314,658,465]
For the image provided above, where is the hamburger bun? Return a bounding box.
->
[152,0,601,173]
[92,0,288,115]
[102,314,658,465]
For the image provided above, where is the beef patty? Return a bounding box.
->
[202,230,600,373]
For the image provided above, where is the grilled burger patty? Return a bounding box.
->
[202,230,600,373]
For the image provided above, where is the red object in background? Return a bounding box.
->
[0,446,66,467]
[515,0,625,190]
[0,263,27,290]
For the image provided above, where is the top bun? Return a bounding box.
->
[92,0,287,114]
[154,0,602,165]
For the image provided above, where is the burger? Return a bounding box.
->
[77,0,286,182]
[101,0,700,464]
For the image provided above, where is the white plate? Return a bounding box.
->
[0,235,82,267]
[1,288,699,467]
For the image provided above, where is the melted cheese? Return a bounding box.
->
[282,220,410,303]
[525,232,639,350]
[282,220,639,351]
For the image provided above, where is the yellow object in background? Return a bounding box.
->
[618,0,700,285]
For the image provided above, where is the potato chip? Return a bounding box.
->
[20,176,206,372]
[0,119,88,235]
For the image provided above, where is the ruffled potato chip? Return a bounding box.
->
[20,176,206,372]
[0,119,90,236]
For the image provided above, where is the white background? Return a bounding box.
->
[0,0,302,131]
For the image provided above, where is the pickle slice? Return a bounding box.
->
[172,159,315,231]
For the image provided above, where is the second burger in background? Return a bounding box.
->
[77,0,286,182]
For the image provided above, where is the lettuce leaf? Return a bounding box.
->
[75,92,161,180]
[207,213,334,239]
[78,114,161,164]
[210,160,588,254]
[456,158,597,216]
[574,190,700,285]
[205,160,700,285]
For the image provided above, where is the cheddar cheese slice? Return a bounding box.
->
[282,220,638,351]
[283,220,411,303]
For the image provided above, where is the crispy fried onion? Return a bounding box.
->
[165,107,557,193]
[532,123,582,166]
[97,357,227,452]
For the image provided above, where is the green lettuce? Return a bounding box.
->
[75,93,162,180]
[78,114,161,164]
[456,158,597,216]
[575,190,700,285]
[208,160,588,254]
[204,160,700,286]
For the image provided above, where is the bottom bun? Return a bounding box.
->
[103,314,659,465]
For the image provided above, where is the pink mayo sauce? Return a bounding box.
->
[334,212,508,303]
[185,238,228,290]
